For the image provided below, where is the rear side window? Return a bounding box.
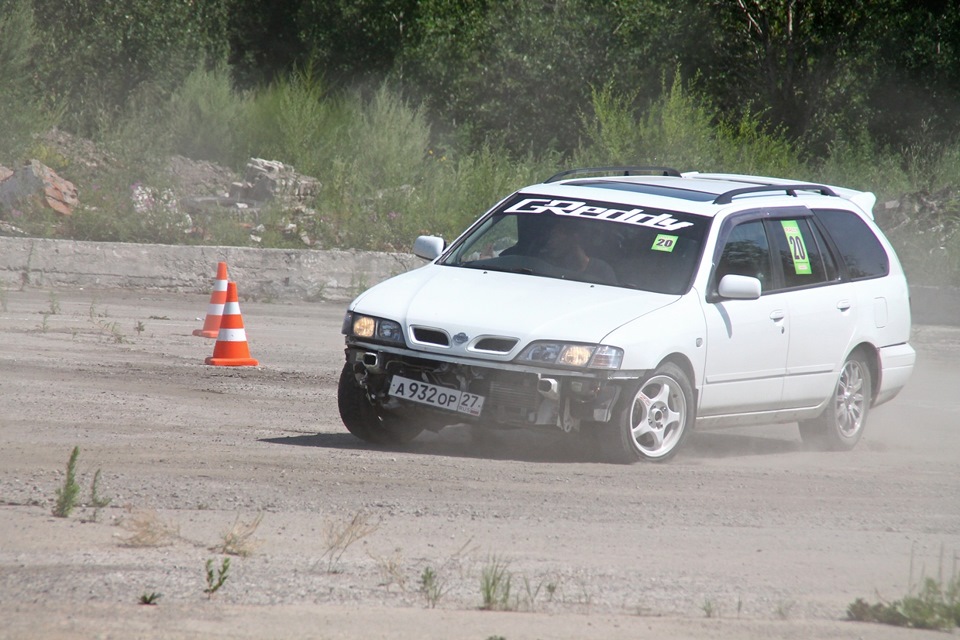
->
[813,209,889,280]
[770,217,839,289]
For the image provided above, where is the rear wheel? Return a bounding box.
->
[598,362,695,463]
[337,363,423,445]
[799,352,871,451]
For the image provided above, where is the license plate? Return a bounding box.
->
[388,376,485,417]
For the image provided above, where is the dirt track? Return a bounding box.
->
[1,287,958,640]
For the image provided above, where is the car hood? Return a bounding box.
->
[351,264,678,351]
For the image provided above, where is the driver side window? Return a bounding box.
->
[715,220,772,291]
[456,215,519,263]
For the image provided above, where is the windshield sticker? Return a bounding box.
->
[504,198,695,231]
[780,220,812,275]
[651,234,678,252]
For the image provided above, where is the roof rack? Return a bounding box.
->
[713,184,839,205]
[545,166,682,183]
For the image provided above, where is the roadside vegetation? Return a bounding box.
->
[2,2,959,285]
[848,547,960,631]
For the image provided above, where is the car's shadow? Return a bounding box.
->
[262,425,589,463]
[261,424,805,463]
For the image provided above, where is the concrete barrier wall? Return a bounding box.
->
[1,236,957,323]
[0,236,422,302]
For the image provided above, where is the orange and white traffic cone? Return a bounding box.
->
[205,281,259,367]
[194,261,229,338]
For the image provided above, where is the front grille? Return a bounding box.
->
[472,337,518,353]
[411,327,449,347]
[488,372,540,424]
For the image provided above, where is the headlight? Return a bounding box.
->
[342,312,405,346]
[516,341,623,370]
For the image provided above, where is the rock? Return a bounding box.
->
[165,155,240,197]
[229,158,320,205]
[0,160,79,216]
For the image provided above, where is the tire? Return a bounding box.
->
[798,352,871,451]
[337,363,423,446]
[598,362,696,463]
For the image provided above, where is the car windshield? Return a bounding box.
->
[440,194,709,294]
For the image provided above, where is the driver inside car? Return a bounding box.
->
[539,218,617,284]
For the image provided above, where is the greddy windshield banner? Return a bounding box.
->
[504,197,696,232]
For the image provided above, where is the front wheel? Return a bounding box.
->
[337,363,423,446]
[598,362,696,463]
[798,352,871,451]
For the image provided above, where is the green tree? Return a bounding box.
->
[403,0,621,154]
[31,0,230,135]
[226,0,304,89]
[299,0,417,87]
[863,1,960,149]
[698,0,960,152]
[226,0,417,90]
[0,0,47,163]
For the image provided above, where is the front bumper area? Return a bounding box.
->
[344,344,624,432]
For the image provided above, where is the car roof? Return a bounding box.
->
[523,168,876,219]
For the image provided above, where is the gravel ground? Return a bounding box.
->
[0,287,958,640]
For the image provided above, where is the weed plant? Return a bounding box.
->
[848,548,960,630]
[415,538,475,608]
[701,598,720,618]
[52,446,81,517]
[204,557,230,597]
[118,509,180,547]
[47,291,59,314]
[318,511,378,573]
[371,548,407,592]
[214,512,263,557]
[480,555,513,611]
[848,577,960,630]
[87,468,111,521]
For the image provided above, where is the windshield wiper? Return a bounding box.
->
[457,261,534,275]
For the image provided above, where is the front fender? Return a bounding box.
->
[603,292,706,387]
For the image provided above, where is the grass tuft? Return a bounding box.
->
[213,512,263,557]
[52,446,81,518]
[480,555,513,611]
[419,566,447,608]
[848,547,960,630]
[318,511,379,573]
[117,508,180,547]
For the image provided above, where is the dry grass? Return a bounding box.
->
[319,511,379,573]
[371,547,408,592]
[212,512,264,557]
[116,508,180,547]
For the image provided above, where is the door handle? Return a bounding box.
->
[837,300,852,311]
[769,310,785,322]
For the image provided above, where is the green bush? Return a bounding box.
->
[168,65,248,165]
[0,0,51,164]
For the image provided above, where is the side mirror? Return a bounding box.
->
[718,274,762,300]
[413,235,445,261]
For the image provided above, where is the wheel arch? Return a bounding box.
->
[848,341,880,404]
[657,352,699,407]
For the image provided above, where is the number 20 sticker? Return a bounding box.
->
[780,220,812,275]
[652,234,678,252]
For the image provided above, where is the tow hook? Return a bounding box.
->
[361,351,382,373]
[537,377,560,400]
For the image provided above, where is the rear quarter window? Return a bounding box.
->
[813,208,889,280]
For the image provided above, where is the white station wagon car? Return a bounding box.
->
[338,167,915,462]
